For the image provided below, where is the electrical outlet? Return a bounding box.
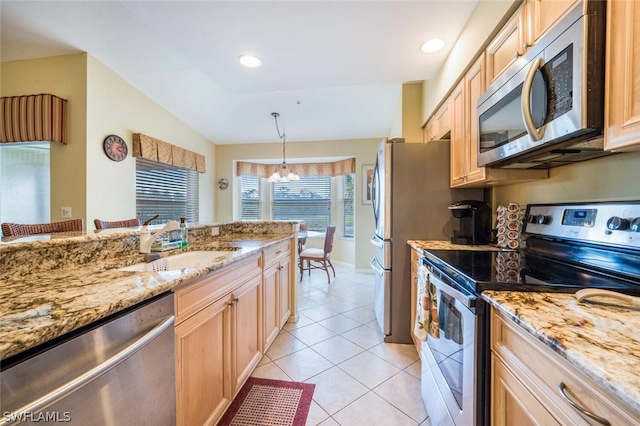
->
[211,226,220,236]
[61,207,72,218]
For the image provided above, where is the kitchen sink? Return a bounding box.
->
[119,250,235,272]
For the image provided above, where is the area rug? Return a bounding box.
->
[218,377,315,426]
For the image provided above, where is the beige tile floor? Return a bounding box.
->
[250,262,432,426]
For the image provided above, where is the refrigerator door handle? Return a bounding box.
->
[370,234,384,248]
[370,257,384,274]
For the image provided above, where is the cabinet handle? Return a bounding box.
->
[228,298,239,307]
[557,382,611,426]
[276,250,282,255]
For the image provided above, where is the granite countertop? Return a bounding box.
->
[407,239,502,252]
[0,233,292,361]
[483,291,640,418]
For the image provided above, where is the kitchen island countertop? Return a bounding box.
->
[483,291,640,419]
[0,233,292,361]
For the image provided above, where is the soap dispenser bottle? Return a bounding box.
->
[180,217,189,248]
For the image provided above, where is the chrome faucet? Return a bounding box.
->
[139,220,180,254]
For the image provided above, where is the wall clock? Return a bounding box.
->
[103,134,128,162]
[218,178,229,190]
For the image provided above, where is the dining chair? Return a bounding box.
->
[94,218,141,230]
[1,219,84,237]
[299,225,336,283]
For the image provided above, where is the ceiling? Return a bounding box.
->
[1,1,479,145]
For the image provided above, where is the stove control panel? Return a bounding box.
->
[524,202,640,249]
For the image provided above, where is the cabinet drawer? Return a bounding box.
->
[491,310,638,425]
[175,254,261,324]
[263,240,291,267]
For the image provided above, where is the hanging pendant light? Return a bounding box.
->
[268,112,300,183]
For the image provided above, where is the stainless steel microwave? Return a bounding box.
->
[477,1,609,169]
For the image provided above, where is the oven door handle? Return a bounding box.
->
[521,57,545,141]
[427,267,476,309]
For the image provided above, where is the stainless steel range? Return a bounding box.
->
[417,201,640,426]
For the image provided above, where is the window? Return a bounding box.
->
[342,174,355,238]
[272,176,331,231]
[136,158,199,224]
[0,142,50,226]
[240,176,261,220]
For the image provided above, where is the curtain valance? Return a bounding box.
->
[0,94,68,144]
[237,158,355,178]
[132,133,206,173]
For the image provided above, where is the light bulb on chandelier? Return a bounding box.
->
[268,112,300,183]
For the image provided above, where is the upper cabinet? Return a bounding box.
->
[525,0,581,46]
[424,99,451,143]
[604,0,640,151]
[485,4,526,87]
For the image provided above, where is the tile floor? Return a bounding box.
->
[250,262,432,426]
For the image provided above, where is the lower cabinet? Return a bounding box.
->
[409,247,421,355]
[174,240,295,426]
[174,253,263,426]
[491,308,639,425]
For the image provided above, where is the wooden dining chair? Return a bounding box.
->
[297,221,308,255]
[299,225,336,283]
[94,218,141,230]
[1,219,84,237]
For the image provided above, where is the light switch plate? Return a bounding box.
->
[61,207,72,218]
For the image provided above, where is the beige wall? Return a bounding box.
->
[2,54,88,223]
[2,53,216,230]
[215,138,379,269]
[422,0,518,121]
[492,152,640,208]
[388,82,423,142]
[85,55,215,227]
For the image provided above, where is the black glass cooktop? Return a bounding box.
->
[423,248,640,296]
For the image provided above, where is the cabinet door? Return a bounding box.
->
[232,275,263,394]
[263,262,280,350]
[423,118,434,144]
[605,0,640,151]
[465,54,487,184]
[491,356,557,426]
[526,0,579,45]
[409,248,420,354]
[175,296,231,426]
[278,256,292,328]
[433,99,451,140]
[486,5,526,87]
[450,83,466,187]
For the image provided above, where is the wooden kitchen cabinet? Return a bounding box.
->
[604,0,640,151]
[485,3,526,87]
[433,98,451,140]
[525,0,579,46]
[491,308,639,425]
[175,253,263,426]
[262,239,293,350]
[423,118,434,144]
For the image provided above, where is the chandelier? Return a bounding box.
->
[268,112,300,182]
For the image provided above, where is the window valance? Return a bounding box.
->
[237,158,355,178]
[132,133,206,173]
[0,94,68,144]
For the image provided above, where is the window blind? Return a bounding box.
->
[273,176,331,231]
[136,158,199,224]
[240,175,261,220]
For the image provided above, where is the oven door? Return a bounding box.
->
[420,267,477,426]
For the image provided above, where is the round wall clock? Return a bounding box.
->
[218,178,229,190]
[103,134,128,162]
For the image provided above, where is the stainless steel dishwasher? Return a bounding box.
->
[1,292,175,425]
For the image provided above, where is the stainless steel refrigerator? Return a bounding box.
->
[369,138,482,344]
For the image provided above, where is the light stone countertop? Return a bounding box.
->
[483,291,640,419]
[0,233,292,361]
[407,239,502,252]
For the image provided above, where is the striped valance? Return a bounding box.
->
[132,133,206,173]
[0,94,68,144]
[237,158,355,178]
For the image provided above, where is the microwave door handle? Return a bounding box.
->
[521,57,545,141]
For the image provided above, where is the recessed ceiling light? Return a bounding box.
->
[238,54,262,68]
[420,38,445,54]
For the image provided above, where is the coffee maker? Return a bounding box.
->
[448,200,491,245]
